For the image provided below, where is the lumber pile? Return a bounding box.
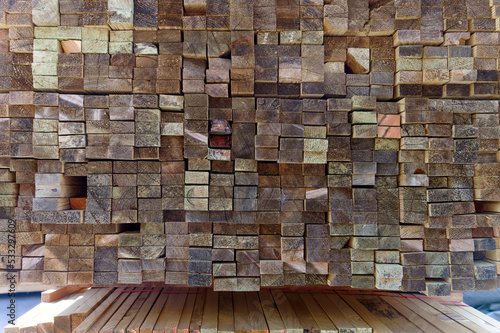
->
[7,287,500,333]
[2,0,500,296]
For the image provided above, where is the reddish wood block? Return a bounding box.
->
[377,114,401,126]
[378,126,401,138]
[70,198,86,210]
[209,135,231,148]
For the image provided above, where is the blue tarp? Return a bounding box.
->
[464,289,500,322]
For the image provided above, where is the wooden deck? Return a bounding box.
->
[4,288,500,333]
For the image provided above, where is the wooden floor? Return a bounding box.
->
[5,288,500,333]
